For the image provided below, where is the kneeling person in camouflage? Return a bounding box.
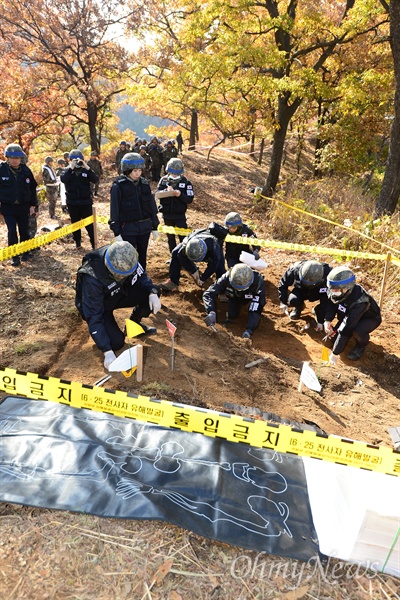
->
[203,264,266,339]
[75,241,161,369]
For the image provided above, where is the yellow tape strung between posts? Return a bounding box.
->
[0,215,110,262]
[1,368,399,476]
[257,192,400,257]
[158,225,400,267]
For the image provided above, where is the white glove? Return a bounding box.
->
[191,270,201,285]
[115,235,123,242]
[149,293,161,315]
[151,230,159,241]
[70,159,77,170]
[314,323,324,332]
[324,321,334,336]
[83,161,90,170]
[104,350,117,369]
[329,353,338,366]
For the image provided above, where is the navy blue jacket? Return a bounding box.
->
[75,245,156,352]
[156,175,194,219]
[203,270,266,333]
[325,284,382,355]
[109,175,159,237]
[225,223,260,262]
[278,261,331,305]
[61,167,98,205]
[0,161,37,212]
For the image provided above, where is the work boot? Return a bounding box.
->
[289,306,302,320]
[138,324,157,336]
[11,256,21,267]
[348,344,366,361]
[159,279,178,291]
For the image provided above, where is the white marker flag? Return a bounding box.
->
[239,251,268,271]
[299,361,322,393]
[108,347,138,372]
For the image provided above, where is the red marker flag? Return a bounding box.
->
[166,319,177,337]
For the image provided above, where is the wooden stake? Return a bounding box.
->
[379,252,391,308]
[136,344,143,382]
[92,206,98,250]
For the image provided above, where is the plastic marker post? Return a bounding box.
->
[166,319,177,370]
[108,346,143,382]
[299,361,322,393]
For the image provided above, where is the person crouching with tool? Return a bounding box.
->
[75,241,161,369]
[323,266,382,365]
[202,264,266,339]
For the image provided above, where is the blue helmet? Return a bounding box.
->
[166,158,184,176]
[186,237,207,262]
[69,149,84,160]
[224,212,242,228]
[121,152,145,172]
[5,143,24,158]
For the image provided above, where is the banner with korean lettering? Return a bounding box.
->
[0,396,320,562]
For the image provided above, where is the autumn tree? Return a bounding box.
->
[0,0,134,153]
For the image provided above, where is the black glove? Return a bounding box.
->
[253,250,260,260]
[205,311,217,326]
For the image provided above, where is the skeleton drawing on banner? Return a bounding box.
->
[0,416,292,538]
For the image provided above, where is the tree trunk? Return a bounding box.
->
[375,0,400,215]
[188,110,198,150]
[87,101,100,154]
[258,138,265,166]
[261,95,302,197]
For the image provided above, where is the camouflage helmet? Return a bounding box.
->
[299,260,324,286]
[229,264,254,290]
[120,152,145,172]
[104,241,138,279]
[166,158,184,176]
[186,236,207,262]
[69,149,84,160]
[224,212,242,228]
[44,156,53,164]
[327,266,356,303]
[5,143,24,158]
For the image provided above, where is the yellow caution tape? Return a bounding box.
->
[1,368,399,476]
[0,217,94,261]
[257,192,400,257]
[157,225,400,266]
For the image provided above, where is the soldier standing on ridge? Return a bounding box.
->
[42,156,59,219]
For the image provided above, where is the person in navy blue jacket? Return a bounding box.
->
[156,157,194,255]
[203,264,266,339]
[159,229,225,291]
[60,149,98,249]
[109,152,159,270]
[75,241,161,369]
[0,143,38,266]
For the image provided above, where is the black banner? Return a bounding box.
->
[0,396,320,560]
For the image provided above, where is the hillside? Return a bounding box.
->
[0,149,399,599]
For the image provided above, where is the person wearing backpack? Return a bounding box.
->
[159,228,225,291]
[75,241,161,369]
